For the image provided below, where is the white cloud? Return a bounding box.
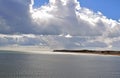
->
[0,0,120,36]
[0,34,120,50]
[30,0,120,37]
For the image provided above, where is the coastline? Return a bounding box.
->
[1,47,120,56]
[53,50,120,56]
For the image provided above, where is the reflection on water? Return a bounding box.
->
[0,51,120,78]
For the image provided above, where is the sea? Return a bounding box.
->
[0,50,120,78]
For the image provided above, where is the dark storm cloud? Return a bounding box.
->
[0,0,34,34]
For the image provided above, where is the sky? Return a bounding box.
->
[79,0,120,20]
[0,0,120,50]
[33,0,120,21]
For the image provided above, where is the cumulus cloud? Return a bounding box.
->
[30,0,120,37]
[0,0,120,36]
[0,0,120,50]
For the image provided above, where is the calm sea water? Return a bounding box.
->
[0,51,120,78]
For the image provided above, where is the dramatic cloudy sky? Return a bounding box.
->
[0,0,120,50]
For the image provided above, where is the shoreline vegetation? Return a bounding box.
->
[53,50,120,56]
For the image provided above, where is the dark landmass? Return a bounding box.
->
[53,50,120,56]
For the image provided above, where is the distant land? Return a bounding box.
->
[53,50,120,56]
